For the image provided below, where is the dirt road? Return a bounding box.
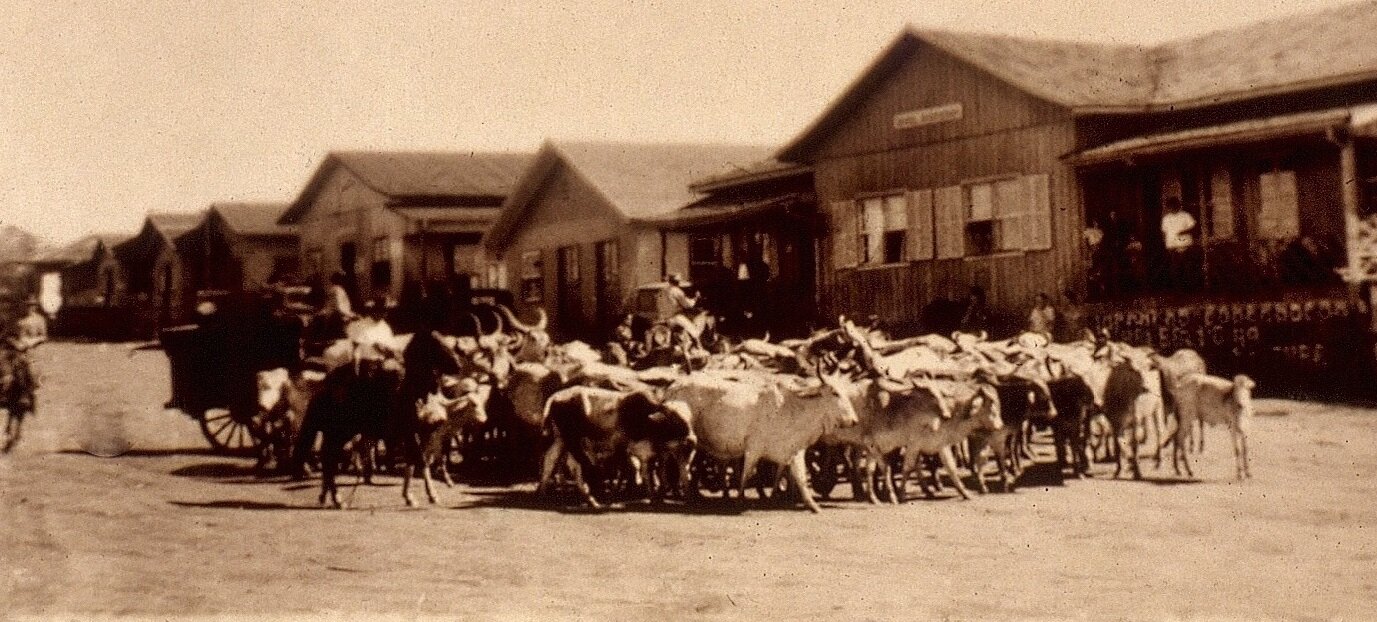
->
[2,343,1376,620]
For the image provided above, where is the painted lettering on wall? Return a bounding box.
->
[1093,298,1371,375]
[892,103,963,130]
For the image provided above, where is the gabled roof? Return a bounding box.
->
[210,202,295,237]
[35,233,130,266]
[279,150,536,224]
[779,0,1377,160]
[484,141,772,253]
[147,212,205,243]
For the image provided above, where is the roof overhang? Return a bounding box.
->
[633,192,814,231]
[1066,106,1364,166]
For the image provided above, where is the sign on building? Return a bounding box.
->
[893,103,963,130]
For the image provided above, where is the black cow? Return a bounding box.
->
[539,386,695,509]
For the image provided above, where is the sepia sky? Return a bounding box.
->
[0,0,1360,245]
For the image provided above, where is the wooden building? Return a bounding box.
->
[482,141,771,340]
[776,2,1377,387]
[181,202,299,295]
[114,212,205,335]
[669,161,818,337]
[277,151,533,305]
[31,234,131,338]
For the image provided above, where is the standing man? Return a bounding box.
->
[1161,197,1197,288]
[12,298,48,353]
[1027,292,1056,338]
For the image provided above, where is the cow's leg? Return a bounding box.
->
[1233,423,1251,481]
[738,450,762,505]
[785,452,822,513]
[968,438,990,495]
[320,435,343,509]
[936,446,971,500]
[536,437,565,495]
[855,449,880,504]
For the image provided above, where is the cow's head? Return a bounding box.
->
[1232,374,1256,418]
[256,367,291,414]
[497,304,552,363]
[418,375,491,428]
[964,381,1004,432]
[792,368,860,429]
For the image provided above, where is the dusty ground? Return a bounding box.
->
[2,342,1376,620]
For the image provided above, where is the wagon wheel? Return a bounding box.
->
[199,407,265,456]
[806,445,840,499]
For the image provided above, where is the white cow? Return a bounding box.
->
[1171,373,1255,480]
[662,370,859,513]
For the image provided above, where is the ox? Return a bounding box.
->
[538,387,695,508]
[661,370,859,513]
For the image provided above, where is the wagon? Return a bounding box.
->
[160,291,304,455]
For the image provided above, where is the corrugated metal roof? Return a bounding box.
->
[334,151,534,198]
[780,1,1377,160]
[211,202,294,237]
[1069,107,1353,165]
[280,150,535,224]
[554,141,773,220]
[147,212,205,242]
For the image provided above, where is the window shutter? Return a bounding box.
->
[994,177,1026,251]
[906,189,935,260]
[1259,171,1299,240]
[831,200,858,269]
[1209,166,1234,241]
[934,186,965,259]
[1023,173,1053,251]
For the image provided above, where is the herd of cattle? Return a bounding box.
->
[251,306,1257,512]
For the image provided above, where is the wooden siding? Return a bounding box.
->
[817,124,1081,334]
[499,161,637,339]
[806,41,1081,335]
[295,167,410,300]
[809,43,1070,162]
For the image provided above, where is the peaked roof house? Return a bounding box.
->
[483,140,772,339]
[113,211,207,333]
[279,151,534,304]
[28,233,132,338]
[180,202,298,295]
[774,0,1377,384]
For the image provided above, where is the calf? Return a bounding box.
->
[968,375,1053,493]
[1171,373,1255,480]
[255,367,326,474]
[662,369,859,513]
[400,377,491,506]
[539,387,695,508]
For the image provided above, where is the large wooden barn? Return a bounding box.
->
[777,3,1377,388]
[278,151,533,305]
[482,141,773,340]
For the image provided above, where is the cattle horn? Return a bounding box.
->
[496,304,547,335]
[876,376,912,394]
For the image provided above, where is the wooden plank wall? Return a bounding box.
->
[807,42,1082,335]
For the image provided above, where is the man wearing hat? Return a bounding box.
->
[657,274,699,322]
[4,298,47,407]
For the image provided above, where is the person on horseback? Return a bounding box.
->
[3,299,45,452]
[657,274,708,352]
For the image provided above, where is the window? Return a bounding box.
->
[833,176,1050,268]
[1259,170,1299,240]
[858,194,907,265]
[690,235,721,269]
[370,237,392,289]
[595,240,619,321]
[520,250,543,302]
[964,183,996,256]
[306,248,323,280]
[485,262,507,289]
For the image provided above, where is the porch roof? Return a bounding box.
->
[636,192,813,230]
[1067,106,1364,166]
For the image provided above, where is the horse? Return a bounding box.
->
[1,345,38,453]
